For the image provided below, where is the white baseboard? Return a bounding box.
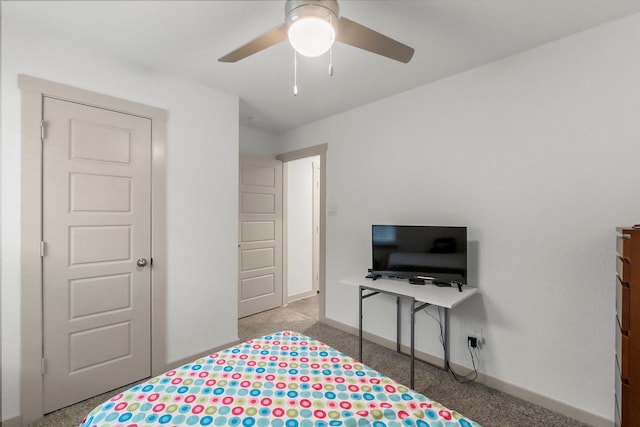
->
[287,290,318,303]
[1,414,22,427]
[321,317,613,427]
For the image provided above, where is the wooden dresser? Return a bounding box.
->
[615,227,640,426]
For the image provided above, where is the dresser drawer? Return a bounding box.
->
[617,257,631,284]
[616,324,630,381]
[616,357,631,426]
[616,276,630,332]
[615,366,621,427]
[617,236,631,259]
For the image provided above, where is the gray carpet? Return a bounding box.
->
[31,296,590,426]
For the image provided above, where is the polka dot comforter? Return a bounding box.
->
[80,331,480,427]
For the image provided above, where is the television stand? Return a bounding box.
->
[341,276,479,389]
[365,272,381,280]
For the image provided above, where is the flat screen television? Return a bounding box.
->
[371,225,467,282]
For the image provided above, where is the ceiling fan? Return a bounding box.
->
[218,0,414,63]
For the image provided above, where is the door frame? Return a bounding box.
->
[19,75,168,425]
[276,143,327,321]
[312,161,320,295]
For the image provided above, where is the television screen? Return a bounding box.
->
[371,225,467,282]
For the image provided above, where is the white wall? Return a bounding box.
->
[239,125,281,157]
[1,14,239,422]
[287,156,320,299]
[277,13,640,423]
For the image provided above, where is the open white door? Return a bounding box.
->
[238,155,283,317]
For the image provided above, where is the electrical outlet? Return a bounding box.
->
[467,334,484,349]
[471,328,484,341]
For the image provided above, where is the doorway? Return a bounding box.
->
[277,144,327,320]
[283,155,320,302]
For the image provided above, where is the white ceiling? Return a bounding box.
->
[5,0,640,134]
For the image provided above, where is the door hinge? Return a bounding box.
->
[41,120,46,141]
[41,358,47,375]
[150,257,153,266]
[40,241,46,257]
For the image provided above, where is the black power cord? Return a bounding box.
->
[423,306,480,383]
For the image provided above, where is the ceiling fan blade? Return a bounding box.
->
[336,17,414,63]
[218,23,287,62]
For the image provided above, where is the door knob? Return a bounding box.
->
[137,258,148,267]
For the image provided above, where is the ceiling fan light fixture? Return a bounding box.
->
[286,0,339,57]
[288,17,335,57]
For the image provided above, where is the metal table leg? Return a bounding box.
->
[359,287,363,361]
[359,285,450,390]
[410,297,415,389]
[444,307,450,370]
[359,286,379,363]
[396,296,401,353]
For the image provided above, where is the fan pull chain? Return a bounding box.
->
[329,47,334,76]
[293,50,298,96]
[329,14,334,76]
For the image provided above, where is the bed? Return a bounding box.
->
[80,331,480,427]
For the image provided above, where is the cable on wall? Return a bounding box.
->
[423,306,480,383]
